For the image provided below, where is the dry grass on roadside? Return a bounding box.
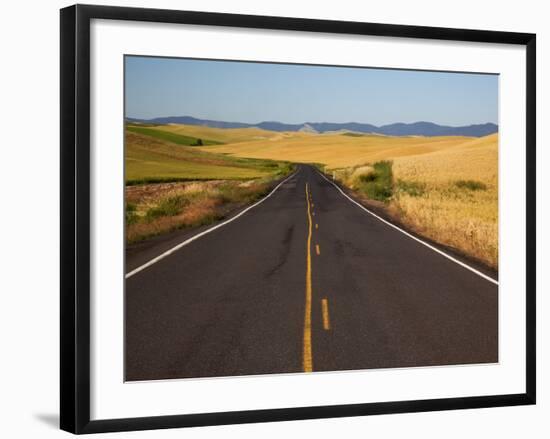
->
[336,165,375,190]
[393,185,497,268]
[125,179,272,243]
[392,144,498,268]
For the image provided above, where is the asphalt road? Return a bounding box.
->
[125,165,498,381]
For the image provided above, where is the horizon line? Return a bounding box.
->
[125,115,498,128]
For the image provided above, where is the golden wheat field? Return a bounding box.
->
[200,132,482,169]
[392,134,498,268]
[175,124,499,268]
[331,135,498,268]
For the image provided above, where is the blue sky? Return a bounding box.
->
[125,56,498,126]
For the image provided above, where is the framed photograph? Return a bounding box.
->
[60,4,536,434]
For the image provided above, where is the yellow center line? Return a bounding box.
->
[303,182,313,373]
[315,244,320,255]
[315,223,318,230]
[322,298,331,330]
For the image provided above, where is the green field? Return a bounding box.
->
[152,123,286,143]
[125,130,292,185]
[126,125,223,146]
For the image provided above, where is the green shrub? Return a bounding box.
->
[125,202,138,225]
[396,179,426,197]
[359,172,377,183]
[455,180,487,191]
[145,195,189,220]
[357,160,394,202]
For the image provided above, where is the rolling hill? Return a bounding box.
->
[125,130,291,184]
[127,116,498,137]
[199,132,496,169]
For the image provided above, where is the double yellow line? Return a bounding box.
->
[303,183,313,372]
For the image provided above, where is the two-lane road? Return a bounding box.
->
[125,165,497,381]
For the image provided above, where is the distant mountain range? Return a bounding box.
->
[127,116,498,137]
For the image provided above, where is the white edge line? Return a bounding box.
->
[125,170,298,279]
[317,170,499,286]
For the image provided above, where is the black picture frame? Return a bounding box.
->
[60,4,536,434]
